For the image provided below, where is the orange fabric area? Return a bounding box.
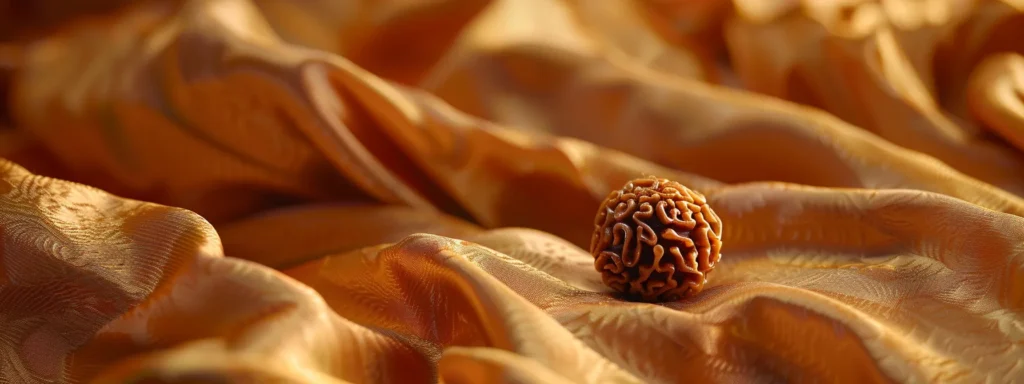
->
[2,0,1024,383]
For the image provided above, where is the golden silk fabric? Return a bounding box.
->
[2,0,1024,382]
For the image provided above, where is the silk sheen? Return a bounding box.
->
[1,0,1024,383]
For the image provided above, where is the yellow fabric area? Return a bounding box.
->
[1,0,1024,382]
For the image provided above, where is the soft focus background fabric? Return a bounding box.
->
[1,0,1024,383]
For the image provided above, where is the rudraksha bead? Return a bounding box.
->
[590,177,723,302]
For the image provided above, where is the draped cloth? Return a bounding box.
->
[2,0,1024,382]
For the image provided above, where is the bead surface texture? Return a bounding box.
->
[590,177,723,302]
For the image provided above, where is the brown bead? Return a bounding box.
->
[590,177,723,302]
